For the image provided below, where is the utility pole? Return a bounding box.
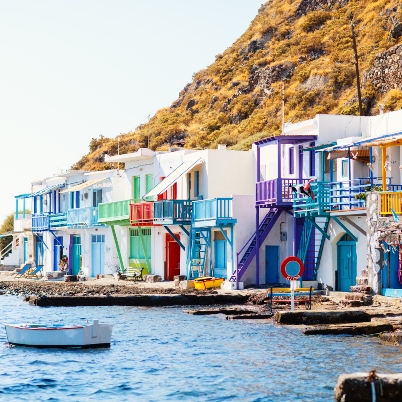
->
[147,115,150,149]
[350,13,363,116]
[281,82,285,133]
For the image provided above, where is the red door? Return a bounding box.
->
[166,233,181,280]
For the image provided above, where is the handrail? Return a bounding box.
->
[0,240,13,260]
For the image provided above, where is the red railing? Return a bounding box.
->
[129,202,154,226]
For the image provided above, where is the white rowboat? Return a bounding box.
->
[5,319,112,348]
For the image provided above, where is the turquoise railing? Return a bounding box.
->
[192,198,234,222]
[32,213,50,232]
[49,212,67,228]
[154,200,192,224]
[67,207,99,227]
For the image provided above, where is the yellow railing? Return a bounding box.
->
[380,191,402,215]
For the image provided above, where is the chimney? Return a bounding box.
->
[218,144,226,150]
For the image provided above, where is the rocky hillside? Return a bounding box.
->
[73,0,402,171]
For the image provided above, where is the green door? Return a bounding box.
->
[145,174,154,193]
[129,228,151,274]
[71,235,82,275]
[133,176,140,201]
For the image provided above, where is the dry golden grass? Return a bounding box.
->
[73,0,402,171]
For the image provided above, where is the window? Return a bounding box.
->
[342,160,349,178]
[187,173,192,199]
[309,151,315,177]
[70,191,80,209]
[194,171,200,198]
[92,189,102,207]
[289,147,294,175]
[145,174,154,193]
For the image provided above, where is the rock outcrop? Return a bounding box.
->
[363,44,402,94]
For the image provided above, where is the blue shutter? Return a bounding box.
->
[289,147,294,175]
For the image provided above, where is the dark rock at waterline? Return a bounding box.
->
[28,294,250,307]
[275,310,371,325]
[379,331,402,346]
[303,323,393,336]
[334,372,402,402]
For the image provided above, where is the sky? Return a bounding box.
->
[0,0,263,225]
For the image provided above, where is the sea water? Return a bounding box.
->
[0,295,401,402]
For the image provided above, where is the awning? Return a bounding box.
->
[327,149,370,162]
[332,130,402,150]
[60,177,110,193]
[302,142,336,152]
[15,183,66,199]
[143,157,203,201]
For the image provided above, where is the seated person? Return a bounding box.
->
[58,255,68,273]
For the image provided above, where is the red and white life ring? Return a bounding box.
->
[280,256,304,280]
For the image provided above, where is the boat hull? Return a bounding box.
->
[5,320,113,348]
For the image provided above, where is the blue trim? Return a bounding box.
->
[15,183,65,199]
[179,225,190,237]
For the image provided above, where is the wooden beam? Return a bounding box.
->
[382,147,387,191]
[111,225,125,273]
[164,226,185,251]
[339,216,366,236]
[332,216,358,242]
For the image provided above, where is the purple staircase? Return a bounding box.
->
[229,208,281,282]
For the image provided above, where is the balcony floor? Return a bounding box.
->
[193,218,237,228]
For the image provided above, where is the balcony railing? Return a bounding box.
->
[98,199,133,225]
[32,213,49,232]
[380,192,402,216]
[193,198,236,227]
[67,207,100,227]
[129,202,154,226]
[153,200,192,225]
[293,177,392,217]
[256,178,304,206]
[49,212,67,228]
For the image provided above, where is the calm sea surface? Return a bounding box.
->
[0,295,401,402]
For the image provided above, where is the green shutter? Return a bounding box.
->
[145,174,154,193]
[133,176,140,201]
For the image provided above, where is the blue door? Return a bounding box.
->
[337,235,357,292]
[53,237,63,271]
[23,238,28,263]
[382,245,402,289]
[214,240,227,278]
[265,245,279,284]
[91,235,105,277]
[35,236,44,266]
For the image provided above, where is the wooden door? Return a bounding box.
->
[166,233,180,281]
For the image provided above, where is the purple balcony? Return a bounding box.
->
[256,178,304,206]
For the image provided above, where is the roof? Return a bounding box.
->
[60,177,110,194]
[15,183,66,199]
[105,148,156,163]
[143,157,203,201]
[254,135,317,147]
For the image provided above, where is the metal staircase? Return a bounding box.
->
[297,217,329,280]
[187,228,211,279]
[229,208,281,282]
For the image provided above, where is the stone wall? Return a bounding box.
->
[363,44,402,94]
[366,191,396,293]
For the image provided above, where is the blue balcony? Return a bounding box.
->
[192,198,236,228]
[32,213,50,232]
[49,212,67,228]
[67,207,101,228]
[153,200,192,225]
[256,178,304,207]
[293,177,398,218]
[32,212,68,232]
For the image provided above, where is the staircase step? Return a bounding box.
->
[350,285,372,294]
